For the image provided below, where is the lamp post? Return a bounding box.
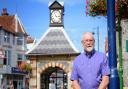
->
[97,26,99,51]
[93,26,100,51]
[107,0,120,89]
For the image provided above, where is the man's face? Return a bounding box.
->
[81,34,95,52]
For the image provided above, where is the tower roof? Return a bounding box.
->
[49,1,64,8]
[27,27,79,55]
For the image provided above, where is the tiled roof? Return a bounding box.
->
[0,15,28,36]
[27,27,79,55]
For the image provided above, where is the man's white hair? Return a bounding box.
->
[82,32,95,41]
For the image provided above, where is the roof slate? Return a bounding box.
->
[27,27,79,55]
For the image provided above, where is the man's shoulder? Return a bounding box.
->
[74,53,84,61]
[73,53,84,65]
[77,53,85,58]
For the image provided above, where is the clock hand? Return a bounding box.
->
[55,13,58,17]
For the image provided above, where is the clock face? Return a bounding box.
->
[51,10,61,23]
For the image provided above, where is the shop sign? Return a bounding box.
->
[11,67,28,74]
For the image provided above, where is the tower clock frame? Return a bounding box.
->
[49,1,64,27]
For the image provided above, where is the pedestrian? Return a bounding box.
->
[70,32,110,89]
[1,78,6,89]
[49,80,55,89]
[9,80,14,89]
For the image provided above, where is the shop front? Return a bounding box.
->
[1,67,29,89]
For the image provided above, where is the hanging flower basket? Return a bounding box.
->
[117,0,128,19]
[88,0,128,19]
[18,61,32,72]
[89,0,107,16]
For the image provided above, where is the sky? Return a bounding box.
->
[0,0,108,52]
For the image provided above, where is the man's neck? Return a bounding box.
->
[84,49,95,58]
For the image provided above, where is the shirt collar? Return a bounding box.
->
[84,49,96,58]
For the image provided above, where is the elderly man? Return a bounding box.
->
[70,32,110,89]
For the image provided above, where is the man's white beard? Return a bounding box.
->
[86,47,94,52]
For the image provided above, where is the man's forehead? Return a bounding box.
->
[83,32,94,39]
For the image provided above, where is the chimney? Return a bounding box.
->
[2,8,9,16]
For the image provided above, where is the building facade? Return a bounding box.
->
[0,8,29,89]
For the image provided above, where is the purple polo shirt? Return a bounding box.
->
[70,51,110,89]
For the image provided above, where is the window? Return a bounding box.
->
[17,54,24,66]
[17,37,24,45]
[4,50,11,65]
[0,49,4,64]
[13,34,15,45]
[126,40,128,52]
[17,33,24,45]
[4,31,10,43]
[18,54,23,60]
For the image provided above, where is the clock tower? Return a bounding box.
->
[49,1,64,27]
[27,1,80,89]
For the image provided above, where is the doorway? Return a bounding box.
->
[40,67,67,89]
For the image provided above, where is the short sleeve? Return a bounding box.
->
[70,61,79,81]
[101,55,110,76]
